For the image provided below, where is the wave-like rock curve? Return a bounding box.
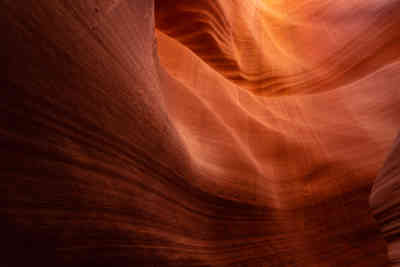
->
[1,0,400,266]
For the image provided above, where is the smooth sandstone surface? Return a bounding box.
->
[1,1,400,266]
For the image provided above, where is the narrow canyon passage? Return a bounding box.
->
[1,1,400,266]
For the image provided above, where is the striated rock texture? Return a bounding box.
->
[1,0,400,266]
[156,0,400,96]
[371,134,400,266]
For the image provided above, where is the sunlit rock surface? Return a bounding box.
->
[1,1,400,266]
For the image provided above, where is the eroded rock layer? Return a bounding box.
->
[371,134,400,266]
[156,0,400,96]
[1,0,400,266]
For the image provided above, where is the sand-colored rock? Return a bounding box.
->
[1,0,400,266]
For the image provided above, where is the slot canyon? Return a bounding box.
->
[2,0,400,266]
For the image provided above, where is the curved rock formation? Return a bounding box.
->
[1,0,400,266]
[156,0,400,96]
[371,134,400,266]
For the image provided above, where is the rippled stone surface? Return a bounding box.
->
[1,1,400,266]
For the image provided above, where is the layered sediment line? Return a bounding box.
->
[1,0,400,266]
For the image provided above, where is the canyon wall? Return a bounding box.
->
[1,0,400,266]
